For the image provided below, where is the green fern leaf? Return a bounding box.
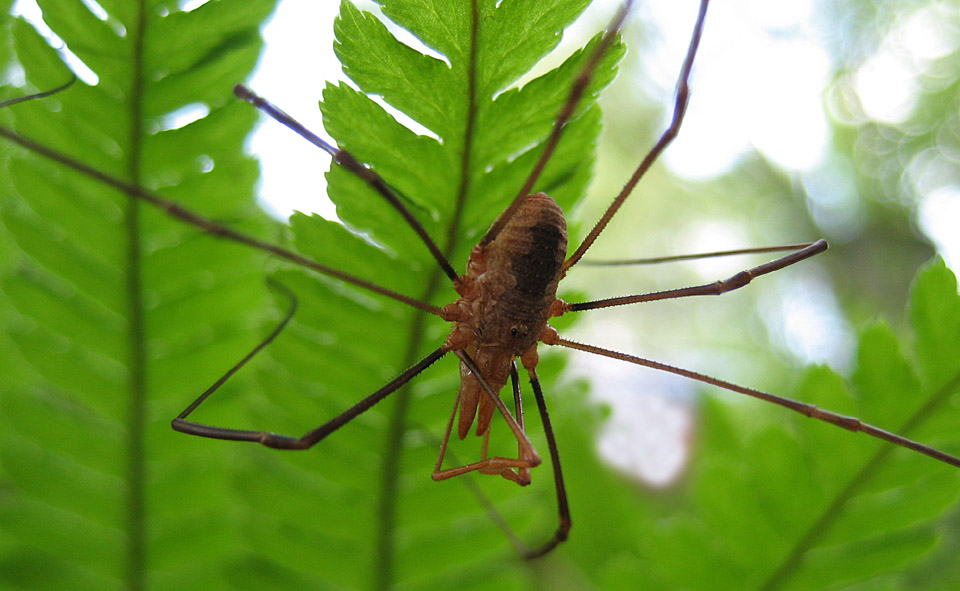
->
[227,1,622,587]
[1,1,280,589]
[1,0,620,589]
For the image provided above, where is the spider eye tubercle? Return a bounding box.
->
[510,325,529,338]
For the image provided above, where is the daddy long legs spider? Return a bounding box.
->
[3,0,960,584]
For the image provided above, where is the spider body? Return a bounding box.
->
[444,192,567,440]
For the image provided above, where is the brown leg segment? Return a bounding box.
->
[234,85,459,283]
[564,0,711,271]
[433,390,463,478]
[504,362,532,486]
[522,364,572,560]
[432,351,542,482]
[0,123,443,316]
[579,243,825,267]
[479,1,633,248]
[172,345,449,450]
[559,240,828,314]
[545,335,960,469]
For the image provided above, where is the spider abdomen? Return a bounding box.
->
[473,192,567,353]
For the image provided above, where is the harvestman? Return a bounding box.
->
[3,0,959,559]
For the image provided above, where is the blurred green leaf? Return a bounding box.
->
[1,0,285,589]
[604,260,960,590]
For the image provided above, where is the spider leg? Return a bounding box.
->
[0,123,442,315]
[433,388,462,477]
[521,362,572,560]
[0,80,444,315]
[234,85,458,283]
[580,243,824,266]
[480,1,633,248]
[504,362,532,485]
[564,0,711,271]
[0,76,75,109]
[541,332,960,469]
[557,240,827,314]
[432,352,541,483]
[171,290,450,450]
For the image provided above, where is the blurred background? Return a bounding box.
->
[4,0,960,588]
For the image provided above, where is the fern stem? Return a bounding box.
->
[374,286,439,590]
[124,1,148,589]
[374,1,482,584]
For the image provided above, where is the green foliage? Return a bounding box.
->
[616,259,960,590]
[2,1,278,590]
[1,2,959,591]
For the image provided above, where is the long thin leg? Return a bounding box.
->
[557,240,827,314]
[580,243,823,266]
[234,85,459,283]
[432,351,541,481]
[433,361,534,484]
[173,345,449,449]
[479,1,633,248]
[503,362,532,485]
[433,389,462,475]
[170,278,298,420]
[510,363,530,483]
[564,0,711,271]
[415,419,530,555]
[0,125,441,316]
[0,81,442,315]
[0,76,75,109]
[542,333,960,469]
[523,366,572,560]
